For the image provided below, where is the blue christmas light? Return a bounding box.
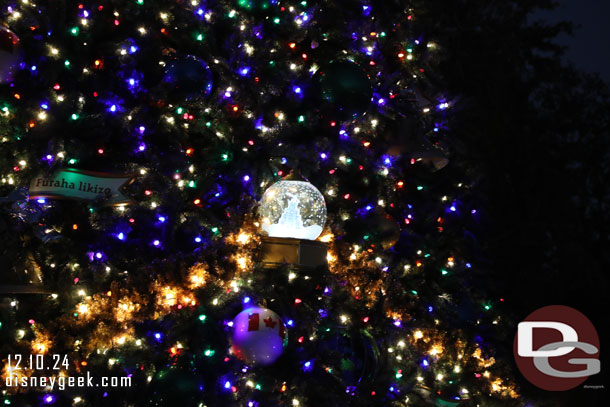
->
[239,67,251,77]
[302,360,314,372]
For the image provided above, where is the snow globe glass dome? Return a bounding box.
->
[259,173,327,240]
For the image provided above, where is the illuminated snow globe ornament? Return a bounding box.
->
[259,172,327,240]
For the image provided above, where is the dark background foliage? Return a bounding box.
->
[415,0,609,404]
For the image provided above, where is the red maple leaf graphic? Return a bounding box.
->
[263,317,277,329]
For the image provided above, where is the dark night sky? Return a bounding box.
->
[534,0,610,82]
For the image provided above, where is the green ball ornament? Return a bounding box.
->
[343,208,401,250]
[314,60,373,122]
[148,367,204,407]
[317,327,382,391]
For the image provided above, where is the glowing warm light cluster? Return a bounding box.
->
[187,264,209,289]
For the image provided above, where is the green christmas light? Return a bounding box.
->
[196,33,204,41]
[204,349,215,357]
[198,314,207,322]
[237,0,251,9]
[70,27,79,36]
[298,115,305,123]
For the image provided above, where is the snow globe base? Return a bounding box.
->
[260,236,327,269]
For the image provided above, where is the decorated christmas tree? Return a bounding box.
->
[0,0,541,406]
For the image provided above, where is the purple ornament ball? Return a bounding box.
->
[230,306,287,366]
